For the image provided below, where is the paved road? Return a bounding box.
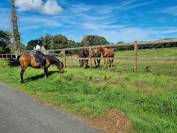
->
[0,83,99,133]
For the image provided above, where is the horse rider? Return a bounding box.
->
[35,41,48,66]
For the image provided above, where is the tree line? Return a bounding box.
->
[26,34,109,50]
[0,30,177,54]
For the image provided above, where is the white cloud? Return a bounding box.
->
[161,6,177,16]
[81,27,149,42]
[118,1,154,11]
[79,21,177,42]
[101,27,177,42]
[15,0,63,15]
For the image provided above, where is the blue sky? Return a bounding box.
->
[1,0,177,44]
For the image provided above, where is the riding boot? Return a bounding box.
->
[41,58,46,67]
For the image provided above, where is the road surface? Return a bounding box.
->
[0,83,99,133]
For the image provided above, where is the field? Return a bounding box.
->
[63,47,177,76]
[0,48,177,133]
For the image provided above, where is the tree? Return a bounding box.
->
[81,35,109,46]
[41,34,52,49]
[0,30,11,53]
[117,41,124,44]
[11,0,21,53]
[26,39,41,50]
[67,40,76,47]
[52,34,68,49]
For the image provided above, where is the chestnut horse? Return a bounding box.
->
[78,48,102,68]
[91,47,101,67]
[100,47,114,68]
[15,54,64,83]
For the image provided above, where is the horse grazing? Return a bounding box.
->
[78,48,89,68]
[13,54,64,83]
[100,47,114,68]
[91,47,101,67]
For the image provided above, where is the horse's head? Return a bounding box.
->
[92,47,102,57]
[83,48,89,57]
[78,49,89,57]
[47,55,64,73]
[99,46,105,54]
[58,61,64,73]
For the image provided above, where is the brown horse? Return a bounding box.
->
[78,48,102,68]
[78,48,89,68]
[14,54,64,83]
[91,47,101,67]
[100,47,114,68]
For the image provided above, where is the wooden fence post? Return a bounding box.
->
[64,50,67,68]
[89,47,92,68]
[134,42,138,72]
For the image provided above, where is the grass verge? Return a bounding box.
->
[0,59,177,133]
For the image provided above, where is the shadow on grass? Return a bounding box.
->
[25,71,59,83]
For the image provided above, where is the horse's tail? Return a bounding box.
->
[8,55,21,67]
[16,55,21,65]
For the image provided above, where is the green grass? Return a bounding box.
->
[0,48,177,133]
[63,48,177,75]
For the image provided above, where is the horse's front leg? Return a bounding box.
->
[97,59,101,67]
[84,59,89,68]
[111,58,114,68]
[94,59,97,67]
[44,68,48,78]
[104,58,106,64]
[20,68,25,83]
[107,59,109,68]
[79,59,84,67]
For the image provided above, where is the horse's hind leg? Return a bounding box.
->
[44,68,48,78]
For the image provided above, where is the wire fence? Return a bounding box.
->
[1,39,177,76]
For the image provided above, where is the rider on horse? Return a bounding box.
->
[35,41,48,66]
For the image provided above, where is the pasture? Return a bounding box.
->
[0,47,177,133]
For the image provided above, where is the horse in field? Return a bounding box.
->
[78,47,102,68]
[78,48,89,68]
[91,47,101,67]
[100,47,114,68]
[11,54,64,83]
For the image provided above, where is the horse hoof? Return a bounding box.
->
[59,71,64,74]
